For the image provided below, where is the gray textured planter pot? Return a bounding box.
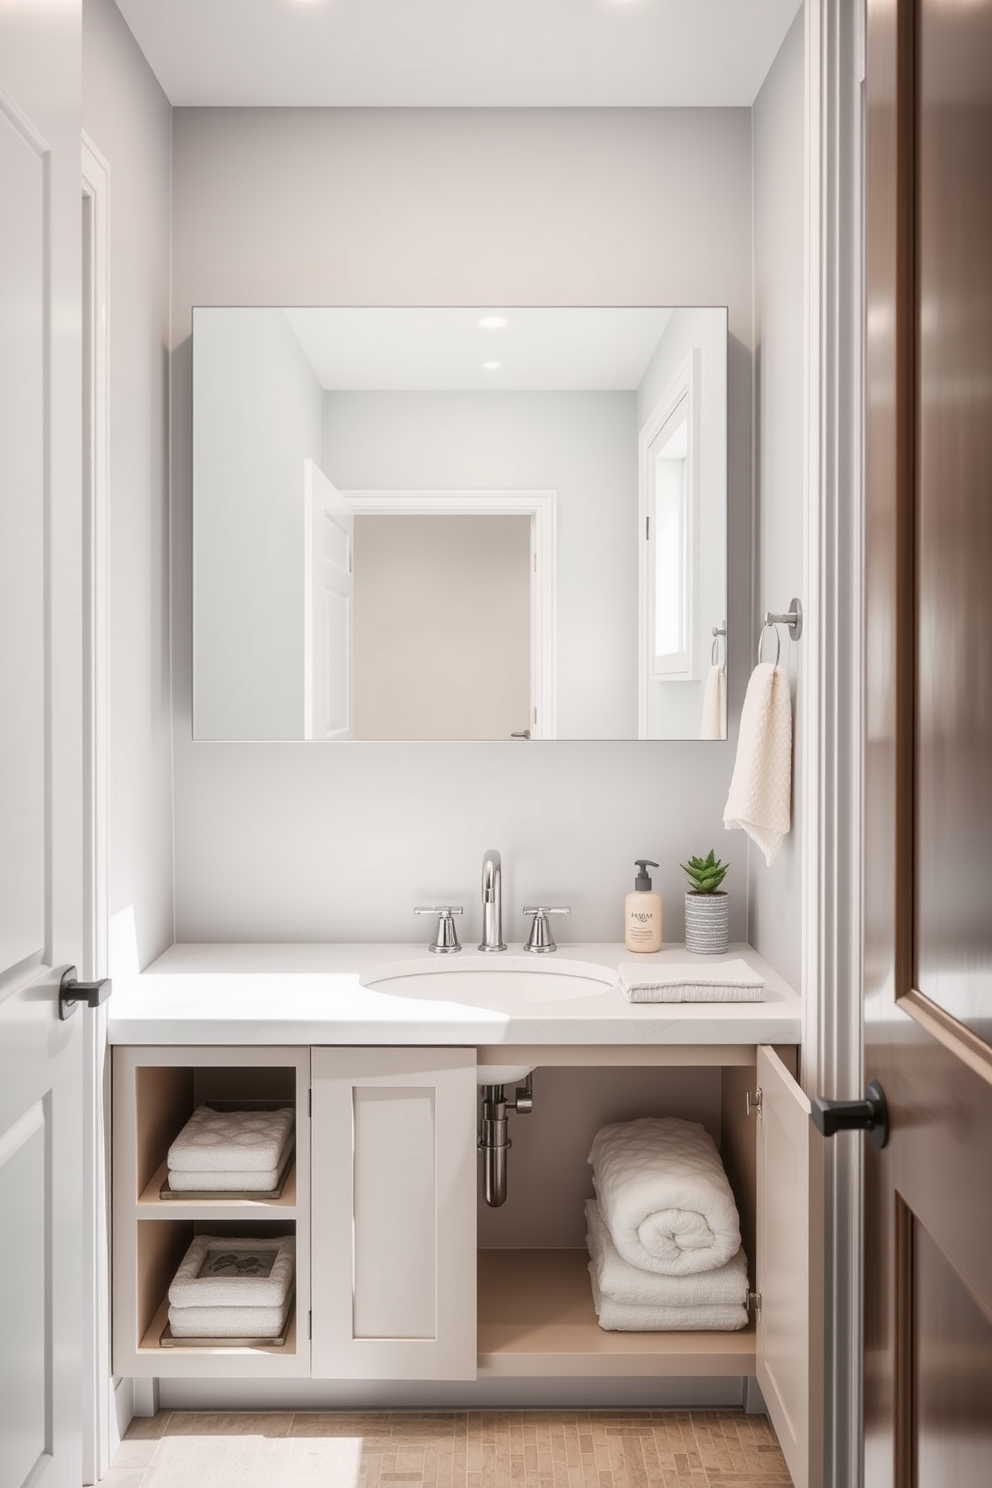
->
[684,891,730,955]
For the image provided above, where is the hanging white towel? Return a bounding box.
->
[699,665,727,740]
[723,661,792,865]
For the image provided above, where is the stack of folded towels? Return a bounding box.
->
[586,1116,748,1331]
[167,1234,295,1340]
[166,1105,295,1193]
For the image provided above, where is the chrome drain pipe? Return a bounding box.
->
[479,1075,533,1207]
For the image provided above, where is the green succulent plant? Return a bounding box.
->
[680,850,729,894]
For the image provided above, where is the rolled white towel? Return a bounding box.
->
[168,1300,291,1339]
[589,1271,748,1332]
[168,1235,294,1310]
[617,958,765,1004]
[168,1106,295,1174]
[585,1200,748,1307]
[589,1117,741,1277]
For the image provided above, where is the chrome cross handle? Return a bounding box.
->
[522,906,571,954]
[414,906,463,954]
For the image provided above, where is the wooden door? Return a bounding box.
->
[0,6,84,1487]
[310,1047,477,1380]
[303,458,353,740]
[864,1,992,1483]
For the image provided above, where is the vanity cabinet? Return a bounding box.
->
[112,1038,820,1488]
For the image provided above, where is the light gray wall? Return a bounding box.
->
[171,107,754,946]
[749,10,806,988]
[83,0,174,971]
[193,308,325,739]
[325,389,638,739]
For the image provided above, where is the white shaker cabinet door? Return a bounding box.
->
[311,1047,477,1379]
[756,1045,826,1488]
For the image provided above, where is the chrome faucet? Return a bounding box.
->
[478,848,506,952]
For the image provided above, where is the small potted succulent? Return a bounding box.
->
[680,850,730,954]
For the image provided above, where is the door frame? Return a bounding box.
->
[799,3,866,1486]
[340,489,557,739]
[81,131,114,1486]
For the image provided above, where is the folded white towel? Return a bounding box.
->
[167,1164,285,1192]
[168,1235,294,1309]
[699,664,727,740]
[617,957,765,1004]
[168,1106,295,1173]
[723,661,792,866]
[585,1200,748,1307]
[589,1117,741,1276]
[167,1300,291,1339]
[589,1271,748,1332]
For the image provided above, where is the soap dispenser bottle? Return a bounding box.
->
[625,859,662,953]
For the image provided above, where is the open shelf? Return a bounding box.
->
[477,1249,756,1377]
[138,1157,298,1213]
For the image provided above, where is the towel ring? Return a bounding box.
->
[711,624,726,669]
[757,619,781,668]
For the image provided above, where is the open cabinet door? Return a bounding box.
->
[756,1046,825,1488]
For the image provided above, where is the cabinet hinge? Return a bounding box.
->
[308,1088,312,1118]
[748,1291,762,1317]
[308,1309,312,1339]
[746,1088,762,1118]
[646,515,650,540]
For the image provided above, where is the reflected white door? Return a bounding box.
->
[0,5,84,1488]
[303,459,354,740]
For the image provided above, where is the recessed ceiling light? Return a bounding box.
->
[482,361,501,370]
[479,316,507,330]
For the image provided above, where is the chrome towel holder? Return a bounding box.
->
[758,597,803,667]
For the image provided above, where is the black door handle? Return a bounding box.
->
[59,966,112,1021]
[811,1079,889,1149]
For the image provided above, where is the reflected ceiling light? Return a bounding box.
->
[482,361,501,370]
[479,316,507,330]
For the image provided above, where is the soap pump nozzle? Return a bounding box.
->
[633,858,659,891]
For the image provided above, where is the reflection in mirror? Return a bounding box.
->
[192,307,727,741]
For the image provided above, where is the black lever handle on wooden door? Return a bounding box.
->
[59,966,112,1021]
[811,1080,889,1149]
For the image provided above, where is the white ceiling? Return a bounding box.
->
[279,307,678,390]
[113,0,803,109]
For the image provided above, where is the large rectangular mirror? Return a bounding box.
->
[192,306,727,741]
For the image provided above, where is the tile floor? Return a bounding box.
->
[103,1409,790,1487]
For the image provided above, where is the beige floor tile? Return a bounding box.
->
[123,1413,172,1441]
[164,1410,294,1438]
[97,1470,148,1488]
[111,1437,161,1469]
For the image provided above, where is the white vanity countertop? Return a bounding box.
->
[107,942,802,1047]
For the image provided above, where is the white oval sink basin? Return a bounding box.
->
[361,955,616,1008]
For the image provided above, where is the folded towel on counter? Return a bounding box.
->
[585,1200,748,1307]
[617,958,765,1004]
[723,661,792,866]
[167,1105,295,1174]
[699,664,727,740]
[168,1235,294,1310]
[167,1301,291,1339]
[589,1271,748,1332]
[589,1117,741,1276]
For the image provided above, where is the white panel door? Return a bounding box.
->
[0,6,84,1488]
[311,1048,476,1379]
[755,1046,825,1488]
[303,459,353,740]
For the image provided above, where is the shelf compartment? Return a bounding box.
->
[477,1249,756,1378]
